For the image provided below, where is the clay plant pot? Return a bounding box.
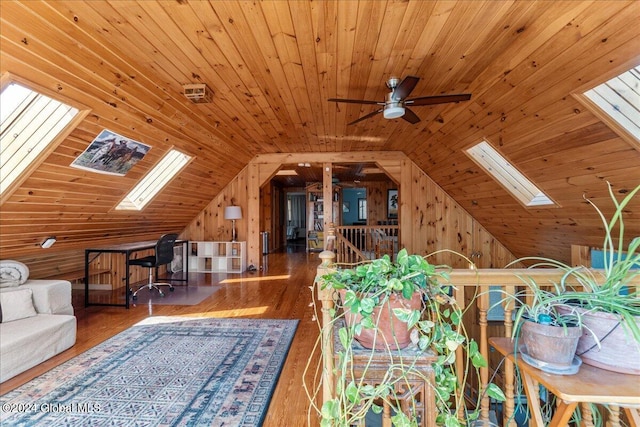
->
[570,307,640,375]
[520,319,581,366]
[340,290,422,350]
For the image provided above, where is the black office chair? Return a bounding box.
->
[130,233,178,300]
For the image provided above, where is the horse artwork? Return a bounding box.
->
[70,129,151,176]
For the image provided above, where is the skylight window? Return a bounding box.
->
[582,66,640,146]
[465,140,554,207]
[1,82,79,197]
[116,149,191,210]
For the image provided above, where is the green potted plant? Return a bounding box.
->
[495,280,584,373]
[507,182,640,374]
[307,249,504,427]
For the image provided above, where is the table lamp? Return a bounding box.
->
[224,206,242,242]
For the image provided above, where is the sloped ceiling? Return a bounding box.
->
[0,0,639,262]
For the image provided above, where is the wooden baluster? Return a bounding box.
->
[317,250,336,406]
[453,284,466,421]
[609,404,621,427]
[503,284,517,427]
[478,284,490,422]
[581,402,594,427]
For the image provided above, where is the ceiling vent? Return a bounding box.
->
[183,83,213,104]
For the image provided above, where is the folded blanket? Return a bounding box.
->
[0,260,29,288]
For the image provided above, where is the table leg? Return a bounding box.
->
[125,252,130,309]
[84,250,90,307]
[548,400,578,427]
[521,372,545,427]
[624,407,640,427]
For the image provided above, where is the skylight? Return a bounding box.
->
[1,82,79,197]
[116,149,191,210]
[465,140,554,207]
[582,66,640,146]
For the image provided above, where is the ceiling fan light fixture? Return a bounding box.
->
[329,76,471,125]
[383,105,405,119]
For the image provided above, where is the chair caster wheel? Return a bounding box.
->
[169,287,175,292]
[132,295,138,300]
[159,292,165,297]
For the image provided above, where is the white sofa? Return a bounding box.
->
[0,279,77,383]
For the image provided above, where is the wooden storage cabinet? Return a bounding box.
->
[188,241,245,273]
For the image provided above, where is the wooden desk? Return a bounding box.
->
[490,337,640,427]
[84,240,188,309]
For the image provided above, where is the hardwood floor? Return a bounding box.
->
[0,246,324,427]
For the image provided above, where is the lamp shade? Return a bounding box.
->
[224,206,242,220]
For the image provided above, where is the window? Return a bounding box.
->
[581,66,639,148]
[465,140,554,207]
[116,149,191,210]
[1,81,79,198]
[358,198,367,220]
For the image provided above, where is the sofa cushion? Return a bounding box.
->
[0,260,29,288]
[0,313,76,383]
[17,280,74,316]
[0,288,37,323]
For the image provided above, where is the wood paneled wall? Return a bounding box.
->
[363,181,396,226]
[11,247,161,288]
[4,150,522,281]
[182,152,517,271]
[400,160,517,269]
[1,1,638,283]
[183,166,249,243]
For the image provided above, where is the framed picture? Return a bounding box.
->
[343,201,350,213]
[70,129,150,176]
[387,189,398,219]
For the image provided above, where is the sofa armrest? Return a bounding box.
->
[19,280,74,315]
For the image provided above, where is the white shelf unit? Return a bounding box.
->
[188,241,245,273]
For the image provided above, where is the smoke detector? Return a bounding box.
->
[183,83,213,104]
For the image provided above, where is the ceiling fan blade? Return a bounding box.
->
[392,76,420,101]
[328,98,382,105]
[402,108,421,124]
[405,93,472,106]
[348,109,383,125]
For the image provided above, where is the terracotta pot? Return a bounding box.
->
[339,290,422,350]
[520,319,581,366]
[568,307,640,375]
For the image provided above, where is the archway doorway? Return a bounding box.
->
[268,162,396,253]
[246,153,405,269]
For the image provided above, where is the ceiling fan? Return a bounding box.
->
[328,76,471,125]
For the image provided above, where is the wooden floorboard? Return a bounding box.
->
[0,244,323,427]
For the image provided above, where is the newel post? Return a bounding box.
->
[317,250,337,405]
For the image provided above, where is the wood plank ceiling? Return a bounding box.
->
[1,1,639,263]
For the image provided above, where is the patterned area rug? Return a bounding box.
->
[0,317,298,426]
